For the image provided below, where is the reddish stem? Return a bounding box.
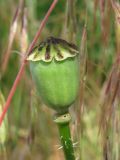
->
[0,0,58,126]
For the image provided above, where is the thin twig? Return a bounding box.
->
[0,0,58,126]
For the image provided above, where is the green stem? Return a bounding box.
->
[54,113,75,160]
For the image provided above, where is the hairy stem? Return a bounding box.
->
[54,113,75,160]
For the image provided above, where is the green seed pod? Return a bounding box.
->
[27,37,79,113]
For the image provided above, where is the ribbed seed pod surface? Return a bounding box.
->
[27,37,80,113]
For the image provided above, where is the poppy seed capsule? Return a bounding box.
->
[27,37,80,113]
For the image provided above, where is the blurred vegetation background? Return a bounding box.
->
[0,0,120,160]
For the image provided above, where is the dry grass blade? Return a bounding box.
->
[99,1,120,159]
[1,0,24,75]
[74,25,87,160]
[63,0,77,42]
[76,25,87,129]
[93,0,99,29]
[0,0,58,126]
[100,0,105,42]
[99,0,111,46]
[20,7,28,61]
[100,64,120,160]
[111,1,120,55]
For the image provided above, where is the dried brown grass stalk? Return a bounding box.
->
[0,0,58,126]
[99,0,111,46]
[63,0,77,42]
[100,1,120,159]
[76,26,87,132]
[73,25,87,160]
[1,0,25,75]
[20,7,28,58]
[93,0,99,30]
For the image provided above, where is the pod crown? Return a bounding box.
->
[27,37,79,62]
